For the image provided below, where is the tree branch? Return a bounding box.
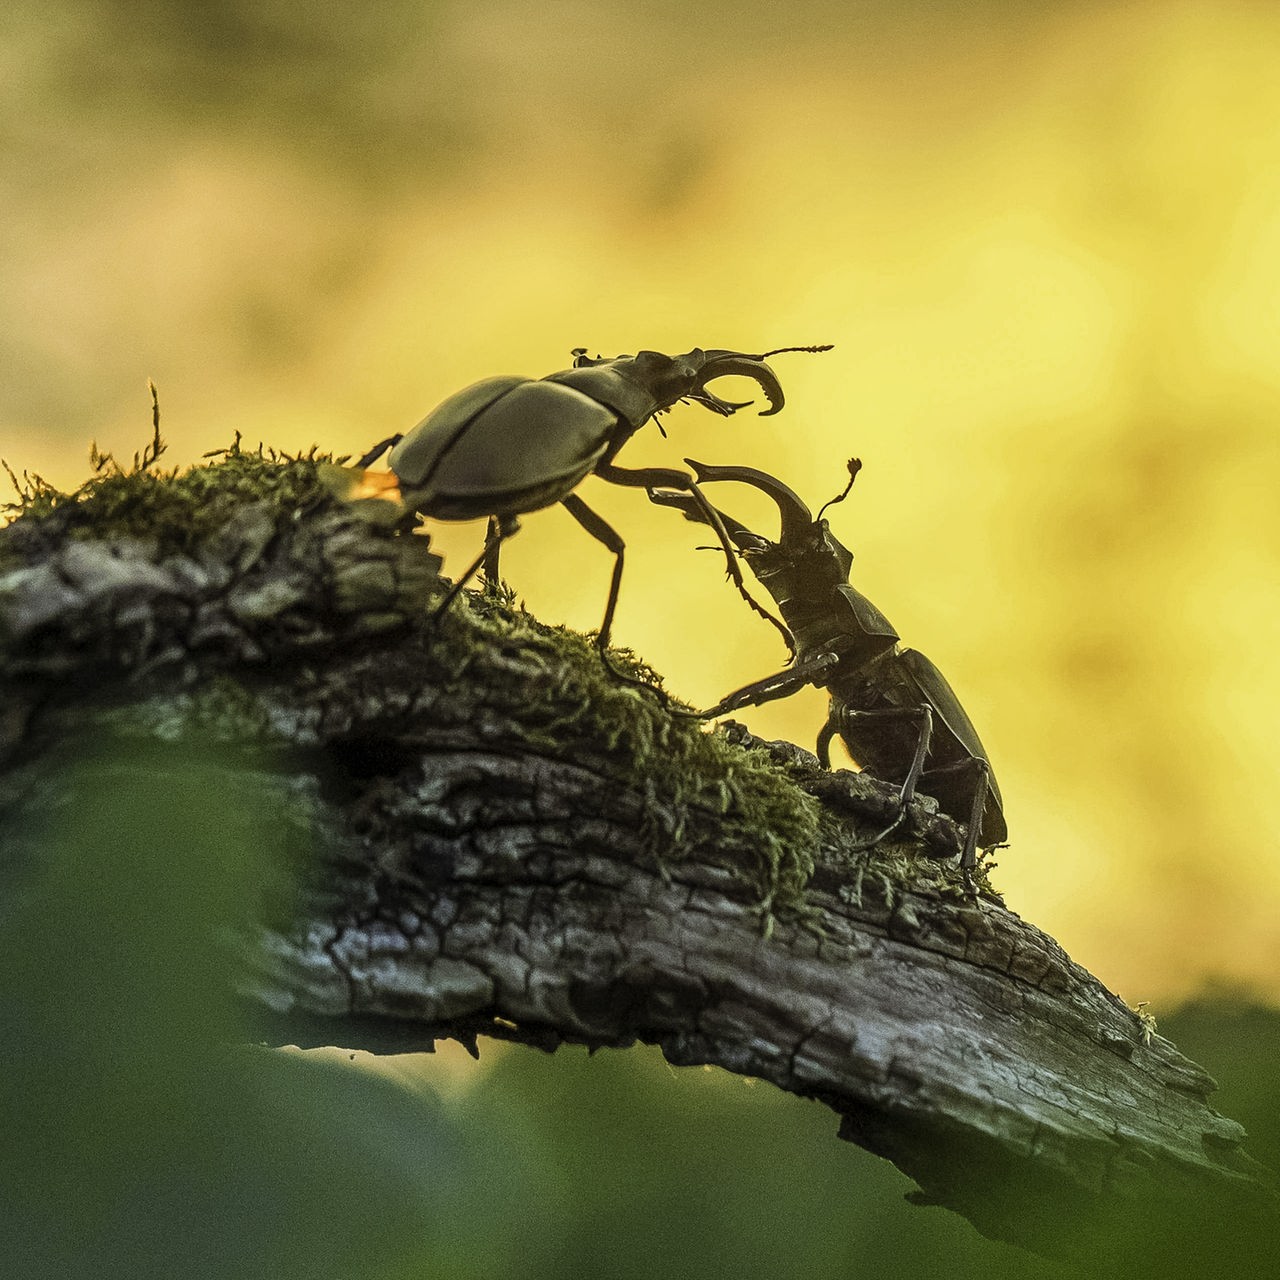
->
[1,449,1275,1264]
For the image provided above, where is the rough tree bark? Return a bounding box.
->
[1,447,1275,1267]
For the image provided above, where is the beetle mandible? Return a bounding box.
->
[357,345,832,693]
[651,459,1006,878]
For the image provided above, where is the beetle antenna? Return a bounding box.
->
[758,344,835,358]
[817,457,862,522]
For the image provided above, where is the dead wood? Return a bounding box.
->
[1,449,1274,1267]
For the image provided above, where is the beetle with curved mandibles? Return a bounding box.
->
[354,345,831,696]
[651,458,1006,879]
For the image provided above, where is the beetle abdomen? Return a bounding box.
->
[395,379,617,519]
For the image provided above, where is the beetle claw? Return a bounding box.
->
[684,390,753,417]
[683,458,815,543]
[694,354,786,417]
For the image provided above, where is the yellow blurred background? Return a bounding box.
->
[4,0,1278,1006]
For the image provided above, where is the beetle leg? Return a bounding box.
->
[816,705,839,769]
[834,704,933,852]
[897,704,933,807]
[560,493,675,706]
[431,514,520,622]
[833,704,933,802]
[915,755,994,892]
[356,433,404,469]
[963,758,992,894]
[559,494,625,650]
[960,759,989,895]
[702,651,840,719]
[688,481,795,658]
[597,461,795,657]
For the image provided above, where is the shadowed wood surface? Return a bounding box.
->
[1,452,1275,1266]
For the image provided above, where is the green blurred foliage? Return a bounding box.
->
[1158,995,1280,1174]
[455,1044,1074,1280]
[445,1025,1280,1280]
[0,738,484,1280]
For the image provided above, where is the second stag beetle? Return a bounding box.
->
[356,345,831,693]
[652,459,1006,878]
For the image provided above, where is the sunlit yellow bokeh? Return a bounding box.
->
[5,0,1279,1005]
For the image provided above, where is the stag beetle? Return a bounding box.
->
[651,459,1005,876]
[356,346,831,693]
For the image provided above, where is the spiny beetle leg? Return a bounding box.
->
[432,514,521,623]
[703,651,840,719]
[596,461,795,657]
[356,433,404,470]
[560,493,682,711]
[689,479,797,658]
[896,704,934,808]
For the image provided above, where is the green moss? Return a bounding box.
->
[2,432,356,561]
[444,594,989,912]
[434,589,822,915]
[836,838,997,908]
[1132,1001,1158,1046]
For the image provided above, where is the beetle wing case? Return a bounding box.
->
[895,649,993,772]
[895,648,1006,843]
[390,376,526,487]
[394,378,616,517]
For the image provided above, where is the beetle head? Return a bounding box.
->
[571,344,832,419]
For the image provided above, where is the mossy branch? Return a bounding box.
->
[1,444,1275,1268]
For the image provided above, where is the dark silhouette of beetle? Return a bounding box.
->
[357,346,830,691]
[651,459,1005,875]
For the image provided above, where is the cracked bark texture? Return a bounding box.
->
[1,454,1275,1266]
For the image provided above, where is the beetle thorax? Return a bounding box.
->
[789,608,862,665]
[547,351,702,432]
